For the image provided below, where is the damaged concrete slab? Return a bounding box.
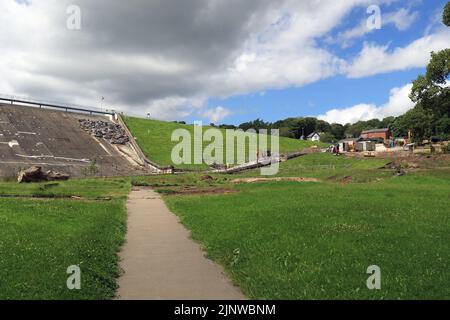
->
[0,103,156,178]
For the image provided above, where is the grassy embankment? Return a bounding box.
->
[123,116,325,170]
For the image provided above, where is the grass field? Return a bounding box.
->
[1,153,449,300]
[0,179,130,299]
[140,153,450,299]
[164,175,450,299]
[123,116,325,170]
[234,152,390,181]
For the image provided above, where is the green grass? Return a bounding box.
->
[165,176,450,299]
[234,153,391,182]
[0,178,130,198]
[0,178,130,299]
[123,116,325,170]
[161,155,450,299]
[130,153,392,189]
[2,153,448,300]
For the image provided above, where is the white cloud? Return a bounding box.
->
[380,83,415,116]
[201,106,231,123]
[345,28,450,78]
[0,0,445,121]
[317,83,414,124]
[330,8,419,48]
[0,0,388,119]
[385,8,419,31]
[139,96,206,121]
[318,104,380,125]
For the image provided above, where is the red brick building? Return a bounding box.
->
[360,128,391,142]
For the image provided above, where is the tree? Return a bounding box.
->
[411,2,449,108]
[315,120,331,133]
[219,124,237,129]
[381,116,395,128]
[393,105,434,143]
[329,123,345,140]
[436,116,450,140]
[409,2,450,139]
[444,1,450,26]
[238,118,270,131]
[345,122,364,138]
[279,127,296,138]
[297,117,318,138]
[320,132,335,143]
[344,119,383,138]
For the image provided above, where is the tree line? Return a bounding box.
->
[215,117,395,143]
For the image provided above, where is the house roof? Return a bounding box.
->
[361,128,389,134]
[307,132,319,138]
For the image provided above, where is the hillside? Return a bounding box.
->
[124,117,325,170]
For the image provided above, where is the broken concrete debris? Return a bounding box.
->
[17,166,70,183]
[78,119,129,145]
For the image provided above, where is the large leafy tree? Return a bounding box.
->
[344,119,384,138]
[329,123,345,140]
[393,106,434,142]
[410,49,450,115]
[409,2,450,138]
[444,1,450,26]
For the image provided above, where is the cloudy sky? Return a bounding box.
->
[1,0,449,124]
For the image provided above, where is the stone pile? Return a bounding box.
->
[18,166,70,183]
[79,119,129,144]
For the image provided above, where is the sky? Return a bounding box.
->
[1,0,449,125]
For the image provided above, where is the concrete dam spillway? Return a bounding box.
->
[0,103,151,179]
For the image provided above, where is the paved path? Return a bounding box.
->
[117,187,245,300]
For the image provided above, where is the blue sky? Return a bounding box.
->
[2,1,449,124]
[191,0,449,125]
[204,70,421,124]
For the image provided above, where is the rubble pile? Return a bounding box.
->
[18,166,70,183]
[79,119,129,144]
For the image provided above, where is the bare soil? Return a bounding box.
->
[171,187,237,196]
[231,177,320,183]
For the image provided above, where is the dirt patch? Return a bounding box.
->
[231,177,320,184]
[158,187,237,196]
[381,154,450,173]
[351,152,450,171]
[327,175,354,183]
[200,174,214,182]
[340,176,353,184]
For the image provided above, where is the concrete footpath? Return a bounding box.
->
[116,187,245,300]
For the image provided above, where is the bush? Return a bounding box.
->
[443,144,450,154]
